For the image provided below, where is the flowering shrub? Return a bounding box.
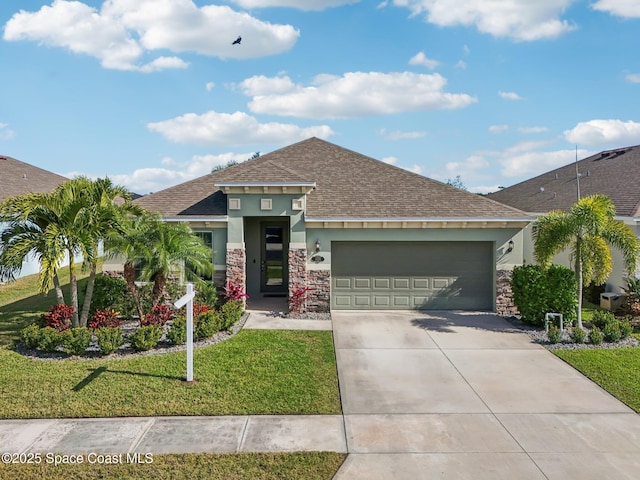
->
[223,282,248,302]
[89,309,121,329]
[141,304,173,326]
[193,303,211,318]
[42,304,74,331]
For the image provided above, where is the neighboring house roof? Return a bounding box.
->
[488,145,640,217]
[0,155,68,202]
[136,137,528,220]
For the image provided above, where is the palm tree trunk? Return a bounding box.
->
[575,237,583,330]
[52,273,65,305]
[69,255,80,328]
[124,261,145,319]
[152,272,167,307]
[79,263,97,328]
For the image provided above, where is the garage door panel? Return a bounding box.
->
[331,241,493,311]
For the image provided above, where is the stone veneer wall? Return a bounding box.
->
[496,269,519,317]
[226,248,246,296]
[307,269,331,313]
[288,248,307,314]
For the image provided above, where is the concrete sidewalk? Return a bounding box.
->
[0,415,347,455]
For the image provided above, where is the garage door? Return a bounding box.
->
[331,241,493,310]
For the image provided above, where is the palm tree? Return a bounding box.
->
[533,194,639,329]
[0,195,66,304]
[106,213,213,312]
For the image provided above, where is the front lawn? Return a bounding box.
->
[555,347,640,413]
[0,452,346,480]
[0,329,341,418]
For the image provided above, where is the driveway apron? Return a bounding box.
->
[332,311,640,479]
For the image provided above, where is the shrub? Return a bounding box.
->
[141,304,173,326]
[167,316,187,345]
[89,309,121,329]
[511,264,578,327]
[589,326,604,345]
[129,325,162,351]
[547,325,562,344]
[62,328,92,356]
[223,281,249,303]
[42,304,74,331]
[195,310,223,339]
[591,310,616,330]
[221,300,244,330]
[91,275,128,312]
[618,318,633,340]
[20,324,42,350]
[603,321,622,343]
[195,280,218,307]
[570,327,587,344]
[289,286,312,314]
[193,303,211,318]
[37,327,64,353]
[95,327,124,355]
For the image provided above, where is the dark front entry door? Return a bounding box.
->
[261,222,288,293]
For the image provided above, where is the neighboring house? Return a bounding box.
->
[0,155,68,279]
[488,145,640,293]
[135,138,530,312]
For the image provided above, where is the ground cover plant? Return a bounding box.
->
[0,329,341,418]
[0,452,346,480]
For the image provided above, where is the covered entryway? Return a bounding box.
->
[331,241,493,310]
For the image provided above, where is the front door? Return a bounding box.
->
[261,222,288,293]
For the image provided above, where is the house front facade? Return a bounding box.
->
[136,138,530,313]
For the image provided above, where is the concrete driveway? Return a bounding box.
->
[332,311,640,479]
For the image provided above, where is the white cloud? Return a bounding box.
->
[377,1,390,8]
[206,82,216,92]
[3,0,299,71]
[518,126,549,134]
[240,72,477,119]
[382,156,398,165]
[392,0,577,41]
[230,0,361,10]
[564,119,640,146]
[499,91,524,101]
[592,0,640,18]
[625,73,640,83]
[406,164,423,174]
[147,110,335,146]
[0,123,16,140]
[455,60,467,69]
[379,129,427,140]
[444,155,490,177]
[489,124,509,134]
[409,51,440,70]
[499,143,589,177]
[469,184,503,194]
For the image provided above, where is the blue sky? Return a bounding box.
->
[1,0,640,195]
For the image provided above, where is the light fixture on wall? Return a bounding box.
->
[506,240,514,253]
[315,240,321,252]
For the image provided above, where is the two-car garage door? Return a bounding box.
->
[331,241,493,310]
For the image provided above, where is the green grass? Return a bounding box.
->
[0,452,346,480]
[555,348,640,413]
[0,329,340,418]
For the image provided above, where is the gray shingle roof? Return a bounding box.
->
[136,138,528,220]
[0,155,68,202]
[488,145,640,217]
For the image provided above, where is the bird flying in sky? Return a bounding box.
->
[232,36,241,45]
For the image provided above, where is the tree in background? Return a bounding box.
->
[533,194,639,329]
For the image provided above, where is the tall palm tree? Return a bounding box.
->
[534,194,639,328]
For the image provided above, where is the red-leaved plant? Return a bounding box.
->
[141,304,173,326]
[289,286,312,314]
[193,303,211,318]
[89,309,121,330]
[42,304,74,331]
[224,282,249,302]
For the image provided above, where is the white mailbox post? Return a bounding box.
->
[174,283,196,382]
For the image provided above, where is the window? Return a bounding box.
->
[195,231,214,281]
